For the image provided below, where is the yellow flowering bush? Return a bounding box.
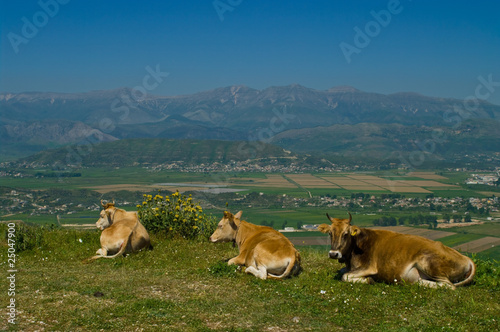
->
[137,191,216,239]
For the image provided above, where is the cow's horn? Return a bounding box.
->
[347,212,352,223]
[101,199,106,207]
[326,213,333,222]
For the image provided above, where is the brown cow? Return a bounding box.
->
[318,213,475,289]
[209,211,301,280]
[91,201,151,260]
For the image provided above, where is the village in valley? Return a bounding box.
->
[1,167,499,227]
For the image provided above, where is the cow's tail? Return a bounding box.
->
[90,220,139,260]
[453,258,476,287]
[90,237,129,260]
[267,250,301,280]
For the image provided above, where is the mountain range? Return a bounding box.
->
[1,84,499,164]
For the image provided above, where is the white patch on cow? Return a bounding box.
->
[245,265,268,280]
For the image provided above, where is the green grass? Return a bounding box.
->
[0,227,499,331]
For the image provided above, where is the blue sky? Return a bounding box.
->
[1,0,499,104]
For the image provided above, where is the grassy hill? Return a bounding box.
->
[1,226,499,331]
[19,138,295,167]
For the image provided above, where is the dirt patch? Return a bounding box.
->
[383,186,432,193]
[408,172,448,180]
[346,175,382,180]
[396,180,457,187]
[453,237,500,253]
[437,221,484,228]
[369,226,455,240]
[325,179,368,186]
[286,174,339,187]
[87,184,152,194]
[342,185,386,191]
[61,223,96,229]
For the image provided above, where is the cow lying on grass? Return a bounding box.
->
[319,213,475,289]
[210,211,301,280]
[91,201,151,260]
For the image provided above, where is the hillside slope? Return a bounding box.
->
[19,138,295,167]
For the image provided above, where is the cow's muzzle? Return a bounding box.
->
[329,250,342,259]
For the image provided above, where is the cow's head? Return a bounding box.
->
[209,210,243,243]
[96,200,116,231]
[318,212,357,261]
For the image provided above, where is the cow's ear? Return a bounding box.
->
[223,211,232,219]
[234,211,243,219]
[318,224,331,234]
[229,216,239,230]
[350,226,360,237]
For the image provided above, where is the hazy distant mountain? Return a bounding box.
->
[1,85,499,161]
[273,119,500,160]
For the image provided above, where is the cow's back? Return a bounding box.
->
[357,229,473,284]
[242,225,297,259]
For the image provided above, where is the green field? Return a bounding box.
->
[437,233,486,248]
[2,169,500,261]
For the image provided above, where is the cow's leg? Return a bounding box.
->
[342,268,376,284]
[416,279,455,289]
[228,255,245,266]
[245,265,267,280]
[96,248,107,256]
[406,264,456,289]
